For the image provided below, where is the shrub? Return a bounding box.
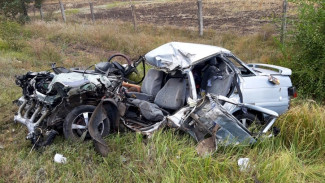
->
[0,20,25,50]
[287,0,325,101]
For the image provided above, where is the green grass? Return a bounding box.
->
[1,117,324,182]
[65,9,80,15]
[105,1,130,9]
[0,20,324,182]
[104,0,176,9]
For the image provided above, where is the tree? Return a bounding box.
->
[0,0,44,23]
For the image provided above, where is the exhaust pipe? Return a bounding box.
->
[14,97,49,134]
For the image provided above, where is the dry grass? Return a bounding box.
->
[206,0,282,11]
[26,19,281,64]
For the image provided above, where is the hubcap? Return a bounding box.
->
[72,112,105,140]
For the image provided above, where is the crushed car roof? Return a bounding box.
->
[145,42,231,70]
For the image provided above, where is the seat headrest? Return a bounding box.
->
[208,57,217,65]
[141,69,164,97]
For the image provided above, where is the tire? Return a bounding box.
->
[235,112,263,135]
[63,105,110,141]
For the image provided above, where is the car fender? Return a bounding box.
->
[88,98,120,157]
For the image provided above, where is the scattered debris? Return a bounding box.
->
[238,158,252,172]
[54,154,67,164]
[120,155,127,163]
[0,144,4,149]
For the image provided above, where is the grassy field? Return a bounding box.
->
[0,19,324,182]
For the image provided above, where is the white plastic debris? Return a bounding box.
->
[237,158,250,172]
[54,153,67,164]
[0,144,4,149]
[120,155,127,163]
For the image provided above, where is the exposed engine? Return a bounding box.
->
[13,54,143,148]
[14,70,121,147]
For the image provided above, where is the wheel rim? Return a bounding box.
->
[71,112,105,139]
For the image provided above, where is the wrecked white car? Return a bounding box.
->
[88,42,296,156]
[13,54,143,147]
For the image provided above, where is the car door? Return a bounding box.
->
[240,75,291,115]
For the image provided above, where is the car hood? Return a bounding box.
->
[145,42,231,71]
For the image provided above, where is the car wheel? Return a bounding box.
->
[235,113,263,135]
[63,105,110,141]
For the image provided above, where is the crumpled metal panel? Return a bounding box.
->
[47,72,112,94]
[145,42,231,71]
[88,100,110,157]
[194,98,256,145]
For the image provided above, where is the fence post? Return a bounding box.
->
[197,0,203,36]
[59,0,66,22]
[39,5,44,20]
[280,0,287,45]
[89,2,95,22]
[131,4,137,30]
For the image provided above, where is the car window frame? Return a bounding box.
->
[222,53,257,76]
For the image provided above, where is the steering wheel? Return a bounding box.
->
[106,54,132,77]
[108,54,131,66]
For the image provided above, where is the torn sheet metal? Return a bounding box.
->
[88,100,110,157]
[122,118,166,136]
[184,95,256,146]
[89,93,278,156]
[47,72,111,94]
[145,42,231,71]
[196,124,220,156]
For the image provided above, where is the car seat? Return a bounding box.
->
[154,78,187,110]
[201,65,235,97]
[127,68,164,101]
[128,77,187,122]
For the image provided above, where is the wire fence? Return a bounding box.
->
[30,0,290,40]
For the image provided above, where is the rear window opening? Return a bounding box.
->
[225,56,254,76]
